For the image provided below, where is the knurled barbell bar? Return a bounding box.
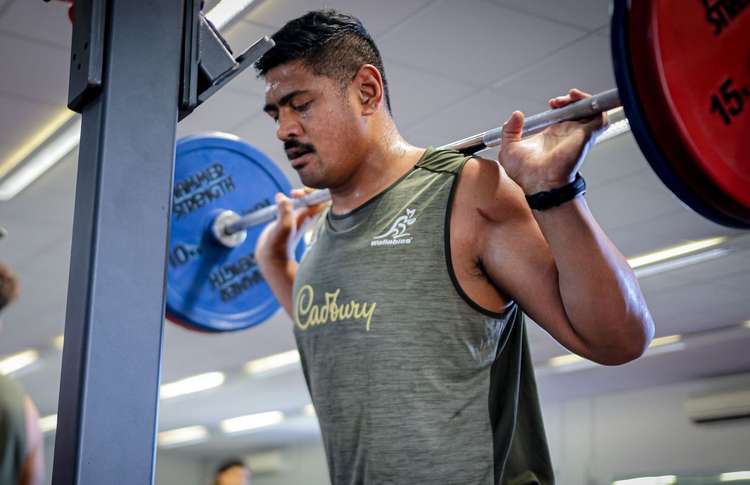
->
[211,89,624,246]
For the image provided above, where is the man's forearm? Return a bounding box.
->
[533,196,654,363]
[258,255,298,318]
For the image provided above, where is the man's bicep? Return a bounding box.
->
[480,204,592,358]
[462,156,593,358]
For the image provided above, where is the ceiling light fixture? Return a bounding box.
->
[612,476,677,485]
[205,0,257,30]
[160,371,226,399]
[39,414,58,434]
[649,334,682,347]
[720,471,750,482]
[0,350,39,376]
[633,248,730,279]
[220,410,284,434]
[627,237,727,270]
[245,350,300,375]
[303,404,316,417]
[158,425,209,447]
[548,353,586,367]
[546,353,598,373]
[0,117,81,201]
[645,334,686,356]
[0,109,75,180]
[53,335,65,350]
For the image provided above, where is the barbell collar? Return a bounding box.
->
[212,210,248,247]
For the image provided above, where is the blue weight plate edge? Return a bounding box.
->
[166,133,296,332]
[166,132,304,332]
[610,0,750,229]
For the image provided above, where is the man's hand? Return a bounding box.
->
[256,188,326,263]
[256,188,327,316]
[499,88,608,194]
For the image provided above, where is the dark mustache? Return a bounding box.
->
[284,140,316,158]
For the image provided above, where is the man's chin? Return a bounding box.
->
[298,177,328,190]
[297,170,329,190]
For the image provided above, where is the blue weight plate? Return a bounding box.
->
[166,133,303,332]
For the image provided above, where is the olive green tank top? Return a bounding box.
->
[0,374,28,485]
[292,148,553,484]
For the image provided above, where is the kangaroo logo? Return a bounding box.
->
[371,208,417,247]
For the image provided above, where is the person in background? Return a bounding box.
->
[0,263,44,485]
[213,458,251,485]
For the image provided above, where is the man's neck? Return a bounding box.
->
[328,125,425,215]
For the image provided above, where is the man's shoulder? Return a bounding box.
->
[414,147,468,173]
[455,157,530,225]
[0,374,27,420]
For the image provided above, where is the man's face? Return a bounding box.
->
[263,61,363,189]
[216,465,250,485]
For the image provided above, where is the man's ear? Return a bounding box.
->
[352,64,384,116]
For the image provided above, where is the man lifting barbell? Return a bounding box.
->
[252,9,654,485]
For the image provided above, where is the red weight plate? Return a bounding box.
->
[632,0,750,216]
[627,0,750,226]
[613,0,749,227]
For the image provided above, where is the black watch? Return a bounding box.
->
[525,174,586,211]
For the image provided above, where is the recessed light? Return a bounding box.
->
[0,350,39,375]
[649,335,682,348]
[245,350,300,375]
[53,335,64,350]
[628,237,727,269]
[160,372,225,399]
[720,471,750,482]
[220,411,284,434]
[0,109,75,180]
[39,414,58,434]
[612,475,677,485]
[158,426,209,447]
[0,118,81,201]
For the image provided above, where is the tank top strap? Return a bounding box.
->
[414,148,472,175]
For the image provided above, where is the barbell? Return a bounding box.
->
[166,0,750,333]
[212,89,623,243]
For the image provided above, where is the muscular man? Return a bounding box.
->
[254,10,654,484]
[0,263,44,485]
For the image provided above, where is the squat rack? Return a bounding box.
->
[53,1,270,483]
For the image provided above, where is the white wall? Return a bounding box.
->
[156,453,213,485]
[542,372,750,484]
[202,442,330,485]
[251,444,329,485]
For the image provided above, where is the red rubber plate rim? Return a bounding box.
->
[632,0,750,211]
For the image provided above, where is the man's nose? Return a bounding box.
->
[277,112,302,141]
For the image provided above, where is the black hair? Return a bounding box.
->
[255,9,391,112]
[0,263,18,313]
[215,458,248,476]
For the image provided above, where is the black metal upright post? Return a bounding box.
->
[53,0,183,483]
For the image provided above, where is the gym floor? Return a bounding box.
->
[0,1,749,484]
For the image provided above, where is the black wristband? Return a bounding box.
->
[525,173,586,211]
